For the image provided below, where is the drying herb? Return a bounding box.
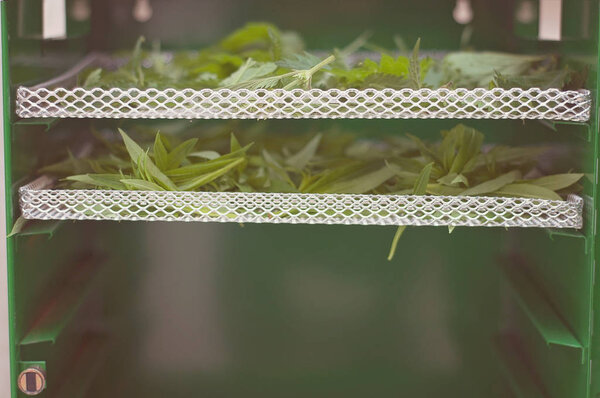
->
[39,123,583,259]
[78,23,586,91]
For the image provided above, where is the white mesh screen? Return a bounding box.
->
[19,179,583,229]
[16,87,591,121]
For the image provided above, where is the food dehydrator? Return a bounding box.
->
[2,0,600,397]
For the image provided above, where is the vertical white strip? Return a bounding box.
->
[0,5,11,396]
[43,0,66,39]
[538,0,562,40]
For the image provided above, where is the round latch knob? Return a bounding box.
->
[17,367,46,396]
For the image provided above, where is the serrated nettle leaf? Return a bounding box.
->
[461,170,521,196]
[276,52,326,71]
[379,54,409,76]
[83,68,102,88]
[408,38,422,89]
[285,133,322,170]
[219,58,277,87]
[442,52,547,88]
[268,28,283,60]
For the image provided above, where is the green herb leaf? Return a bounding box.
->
[408,38,422,89]
[285,133,322,170]
[121,178,165,191]
[65,174,128,190]
[220,59,277,87]
[528,173,584,191]
[494,183,562,200]
[325,165,396,194]
[413,162,434,194]
[118,128,177,190]
[153,132,169,171]
[276,52,326,71]
[177,157,245,190]
[387,225,406,261]
[189,151,221,160]
[460,170,521,196]
[83,68,102,88]
[166,138,198,170]
[7,216,28,238]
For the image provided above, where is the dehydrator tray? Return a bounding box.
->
[15,53,592,121]
[19,177,584,229]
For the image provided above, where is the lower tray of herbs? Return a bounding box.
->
[19,122,584,229]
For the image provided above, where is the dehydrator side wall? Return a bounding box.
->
[1,1,15,397]
[591,4,600,396]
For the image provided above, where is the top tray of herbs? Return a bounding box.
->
[16,23,591,121]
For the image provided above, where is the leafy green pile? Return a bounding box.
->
[45,124,582,200]
[80,23,585,91]
[39,123,583,260]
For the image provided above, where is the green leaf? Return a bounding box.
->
[379,54,409,76]
[65,174,128,190]
[166,157,242,180]
[406,133,439,163]
[153,132,169,171]
[118,128,177,190]
[166,138,198,169]
[529,173,584,191]
[83,68,102,88]
[408,38,422,89]
[492,69,570,90]
[460,170,521,196]
[387,226,407,261]
[413,162,434,195]
[219,22,277,53]
[425,184,465,196]
[285,133,322,170]
[268,28,283,60]
[446,124,484,174]
[230,132,242,152]
[494,183,562,200]
[177,157,245,191]
[7,216,28,238]
[325,165,396,194]
[442,52,547,88]
[437,172,469,187]
[219,59,277,87]
[303,161,364,193]
[121,179,165,191]
[261,149,296,187]
[276,52,326,71]
[188,151,221,160]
